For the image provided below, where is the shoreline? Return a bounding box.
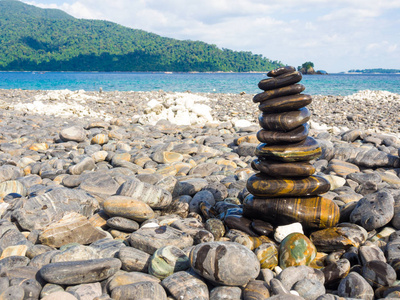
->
[1,88,399,135]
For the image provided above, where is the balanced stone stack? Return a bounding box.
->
[244,66,340,229]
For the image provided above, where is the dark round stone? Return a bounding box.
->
[251,219,274,236]
[259,94,312,113]
[225,215,258,236]
[246,174,330,197]
[255,137,322,162]
[252,158,316,177]
[243,195,340,229]
[257,124,309,144]
[258,71,302,91]
[258,107,311,132]
[253,84,305,103]
[267,66,296,77]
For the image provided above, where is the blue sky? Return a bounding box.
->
[24,0,400,72]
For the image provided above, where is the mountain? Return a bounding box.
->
[0,0,283,72]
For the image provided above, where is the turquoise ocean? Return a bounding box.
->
[0,72,399,96]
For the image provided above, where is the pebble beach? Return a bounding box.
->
[0,85,400,299]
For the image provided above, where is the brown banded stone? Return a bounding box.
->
[258,71,302,91]
[252,158,315,177]
[257,124,309,144]
[258,107,310,131]
[246,174,330,197]
[253,84,305,103]
[243,195,340,229]
[259,94,312,113]
[255,137,322,162]
[267,66,296,77]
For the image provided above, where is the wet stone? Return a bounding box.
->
[253,83,305,103]
[190,241,260,286]
[252,157,315,177]
[259,94,312,113]
[129,225,194,255]
[258,71,302,91]
[255,136,322,162]
[258,107,311,132]
[246,173,330,197]
[243,195,340,229]
[39,258,121,285]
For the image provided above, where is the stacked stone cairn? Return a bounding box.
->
[244,66,340,230]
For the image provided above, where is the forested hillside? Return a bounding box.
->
[0,0,283,72]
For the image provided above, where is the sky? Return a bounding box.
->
[23,0,400,73]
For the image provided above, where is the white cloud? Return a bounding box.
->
[22,0,400,72]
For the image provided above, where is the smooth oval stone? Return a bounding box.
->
[204,218,226,240]
[243,195,340,229]
[279,233,317,269]
[170,218,214,244]
[161,271,209,300]
[251,219,274,236]
[276,265,324,291]
[255,242,278,269]
[337,272,374,300]
[310,224,368,252]
[106,217,139,232]
[257,124,309,144]
[243,280,270,299]
[116,179,172,209]
[255,137,322,162]
[39,258,122,285]
[189,241,260,286]
[210,286,242,300]
[258,107,311,132]
[251,158,311,178]
[148,246,190,280]
[259,94,312,113]
[323,258,351,288]
[0,285,25,300]
[107,272,160,292]
[350,191,394,231]
[359,244,386,264]
[103,195,155,222]
[253,84,305,103]
[0,256,30,271]
[246,173,330,197]
[362,260,396,288]
[0,180,27,200]
[111,281,167,300]
[129,226,194,255]
[224,215,258,236]
[267,66,297,77]
[118,246,151,272]
[258,71,302,91]
[59,126,86,142]
[40,283,64,298]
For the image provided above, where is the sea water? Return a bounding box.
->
[0,72,399,96]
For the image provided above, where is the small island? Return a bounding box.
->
[348,68,400,74]
[297,62,328,75]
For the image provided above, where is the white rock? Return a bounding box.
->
[274,222,304,243]
[234,119,253,128]
[322,174,346,190]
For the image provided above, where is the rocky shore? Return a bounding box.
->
[0,87,399,299]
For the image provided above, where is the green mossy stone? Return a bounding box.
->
[279,233,317,269]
